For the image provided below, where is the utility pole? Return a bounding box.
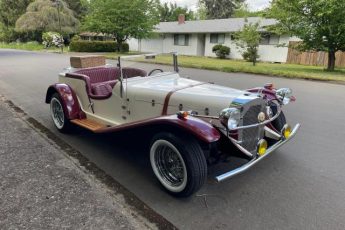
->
[54,0,63,53]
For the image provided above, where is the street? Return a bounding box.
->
[1,49,345,229]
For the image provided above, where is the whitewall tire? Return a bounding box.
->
[50,93,71,133]
[150,132,207,197]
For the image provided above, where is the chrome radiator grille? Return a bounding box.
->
[240,104,265,153]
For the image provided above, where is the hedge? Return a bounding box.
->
[69,40,129,52]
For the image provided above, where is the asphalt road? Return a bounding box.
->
[1,49,345,230]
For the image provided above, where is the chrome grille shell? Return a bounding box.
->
[237,98,266,154]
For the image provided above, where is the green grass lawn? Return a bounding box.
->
[138,55,345,82]
[2,43,344,82]
[0,42,60,52]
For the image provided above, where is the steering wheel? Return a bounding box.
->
[148,69,164,76]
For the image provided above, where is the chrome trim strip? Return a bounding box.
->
[192,106,282,131]
[215,123,301,182]
[264,126,282,140]
[229,137,253,158]
[230,106,282,131]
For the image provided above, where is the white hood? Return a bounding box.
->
[126,73,259,116]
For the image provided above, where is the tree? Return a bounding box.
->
[233,3,267,18]
[269,0,345,71]
[0,0,33,42]
[195,2,207,20]
[234,21,261,66]
[158,2,195,22]
[16,0,79,34]
[82,0,160,50]
[64,0,89,19]
[0,0,33,28]
[199,0,245,19]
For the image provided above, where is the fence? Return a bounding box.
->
[286,41,345,67]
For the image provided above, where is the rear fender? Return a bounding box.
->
[45,83,85,120]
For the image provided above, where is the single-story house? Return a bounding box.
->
[128,16,299,63]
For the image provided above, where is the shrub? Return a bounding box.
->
[118,42,129,52]
[212,44,230,59]
[42,32,64,48]
[71,35,81,42]
[212,44,223,53]
[0,27,17,43]
[70,40,116,52]
[242,47,259,63]
[26,41,39,45]
[69,40,130,52]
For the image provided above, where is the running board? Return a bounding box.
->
[71,119,106,132]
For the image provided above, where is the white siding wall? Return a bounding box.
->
[204,33,243,59]
[132,37,164,53]
[258,45,288,62]
[128,34,298,63]
[128,38,139,51]
[162,34,199,56]
[204,33,292,63]
[258,34,291,62]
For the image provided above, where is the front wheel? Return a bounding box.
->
[150,132,207,197]
[268,103,287,145]
[50,93,72,133]
[270,103,286,132]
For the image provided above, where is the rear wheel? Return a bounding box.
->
[50,93,72,133]
[150,132,207,197]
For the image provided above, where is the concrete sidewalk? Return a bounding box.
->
[0,100,157,229]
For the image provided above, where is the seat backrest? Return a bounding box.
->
[75,67,121,84]
[122,67,147,78]
[91,83,113,98]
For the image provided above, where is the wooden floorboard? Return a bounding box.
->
[71,119,106,132]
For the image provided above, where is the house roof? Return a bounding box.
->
[155,17,277,34]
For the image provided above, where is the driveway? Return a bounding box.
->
[1,49,345,229]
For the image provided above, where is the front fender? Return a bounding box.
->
[246,87,279,101]
[95,115,221,143]
[45,83,84,120]
[154,115,221,143]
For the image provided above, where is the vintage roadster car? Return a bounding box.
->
[45,54,300,197]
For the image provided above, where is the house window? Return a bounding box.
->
[260,34,280,45]
[268,35,280,45]
[210,33,225,44]
[260,34,270,45]
[174,34,189,46]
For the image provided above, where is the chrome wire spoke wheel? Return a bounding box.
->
[150,140,187,193]
[50,97,65,129]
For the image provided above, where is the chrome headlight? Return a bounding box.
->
[219,108,241,130]
[276,88,293,105]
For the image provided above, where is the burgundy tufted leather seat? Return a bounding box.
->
[66,67,147,100]
[122,67,147,78]
[91,83,113,97]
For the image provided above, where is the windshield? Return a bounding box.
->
[117,53,179,79]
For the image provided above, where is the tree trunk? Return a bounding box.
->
[327,50,336,71]
[115,40,120,52]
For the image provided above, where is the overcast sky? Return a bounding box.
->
[160,0,270,11]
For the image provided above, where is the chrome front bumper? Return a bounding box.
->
[215,123,301,182]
